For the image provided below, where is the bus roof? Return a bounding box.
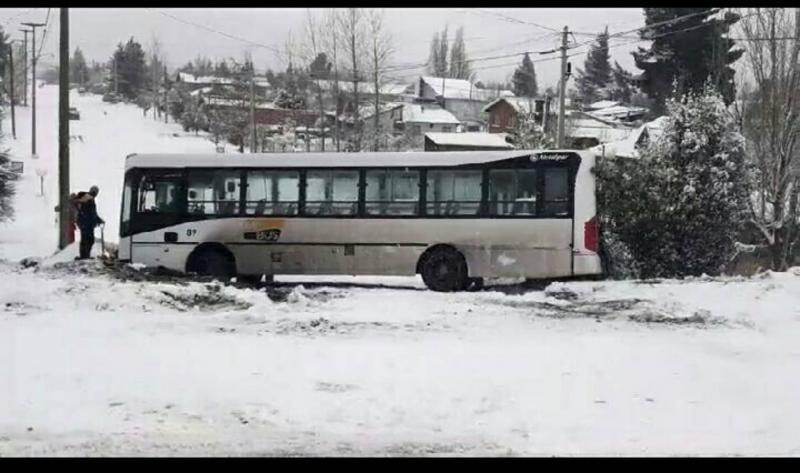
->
[125,150,586,170]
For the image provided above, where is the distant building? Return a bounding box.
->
[424,132,514,151]
[565,111,636,149]
[482,96,550,134]
[416,76,514,130]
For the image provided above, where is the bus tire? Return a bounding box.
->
[187,246,235,282]
[420,247,470,292]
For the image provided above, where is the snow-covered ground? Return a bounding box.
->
[3,87,800,456]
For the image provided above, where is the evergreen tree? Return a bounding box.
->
[111,38,147,99]
[608,61,634,103]
[448,27,471,79]
[215,60,231,78]
[632,8,743,114]
[507,109,552,149]
[428,31,446,77]
[438,26,449,77]
[575,27,612,105]
[594,84,748,278]
[0,26,9,79]
[70,47,90,86]
[0,118,18,223]
[309,52,332,79]
[512,53,538,97]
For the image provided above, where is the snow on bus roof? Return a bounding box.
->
[125,150,584,169]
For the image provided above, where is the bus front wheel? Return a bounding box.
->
[420,247,469,292]
[187,247,236,282]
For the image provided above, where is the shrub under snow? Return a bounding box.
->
[595,85,749,278]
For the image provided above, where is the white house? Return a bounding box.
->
[591,116,667,159]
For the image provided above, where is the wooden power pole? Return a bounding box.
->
[8,45,16,139]
[22,21,46,157]
[556,25,569,149]
[19,29,30,107]
[250,70,256,153]
[58,8,70,250]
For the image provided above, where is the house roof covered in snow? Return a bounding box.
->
[590,116,667,158]
[420,76,514,101]
[482,96,544,114]
[424,132,514,149]
[359,102,405,120]
[177,72,235,85]
[587,100,620,110]
[316,79,411,96]
[402,103,460,124]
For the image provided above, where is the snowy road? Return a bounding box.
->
[3,88,800,456]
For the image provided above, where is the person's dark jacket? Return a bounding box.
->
[74,192,104,228]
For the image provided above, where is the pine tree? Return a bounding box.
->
[595,84,748,278]
[449,27,471,79]
[512,53,538,97]
[0,115,18,223]
[632,8,743,114]
[111,38,147,99]
[438,26,449,77]
[575,27,612,105]
[608,61,634,103]
[428,32,441,76]
[70,47,89,86]
[309,52,332,80]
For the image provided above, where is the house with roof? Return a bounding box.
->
[585,100,648,124]
[360,102,461,137]
[482,96,551,134]
[416,76,514,131]
[565,111,636,149]
[590,116,667,159]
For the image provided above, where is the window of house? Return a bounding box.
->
[187,170,241,216]
[426,170,482,216]
[365,169,420,216]
[488,169,537,216]
[305,170,359,216]
[441,126,452,133]
[244,170,300,215]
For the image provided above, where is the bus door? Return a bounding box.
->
[130,170,185,261]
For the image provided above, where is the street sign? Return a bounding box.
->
[10,161,23,173]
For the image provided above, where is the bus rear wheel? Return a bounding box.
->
[420,247,469,292]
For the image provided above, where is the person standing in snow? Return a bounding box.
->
[73,185,105,260]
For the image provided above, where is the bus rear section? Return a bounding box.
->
[118,150,602,290]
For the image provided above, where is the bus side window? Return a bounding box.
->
[245,170,299,216]
[365,170,420,216]
[543,167,569,216]
[488,169,537,216]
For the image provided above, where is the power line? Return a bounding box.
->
[35,8,50,62]
[467,8,561,33]
[147,8,283,54]
[0,8,35,28]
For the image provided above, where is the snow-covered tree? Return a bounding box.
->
[0,121,18,223]
[180,100,208,135]
[595,84,748,278]
[507,110,552,150]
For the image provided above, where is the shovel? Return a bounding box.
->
[99,223,106,260]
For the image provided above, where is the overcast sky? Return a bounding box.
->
[1,7,647,88]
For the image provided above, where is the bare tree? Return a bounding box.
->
[367,9,393,151]
[323,9,342,151]
[305,9,328,152]
[339,8,365,151]
[148,33,163,120]
[735,8,800,270]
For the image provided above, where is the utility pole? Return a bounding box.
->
[58,8,70,250]
[557,25,569,149]
[19,29,30,106]
[250,71,256,153]
[163,65,168,124]
[8,44,17,139]
[22,21,46,158]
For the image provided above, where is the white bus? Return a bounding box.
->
[118,150,601,291]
